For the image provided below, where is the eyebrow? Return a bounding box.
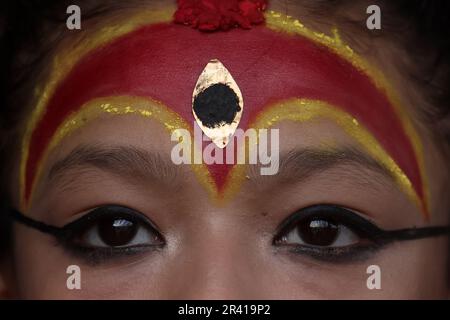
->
[46,145,396,199]
[46,144,183,190]
[248,147,393,189]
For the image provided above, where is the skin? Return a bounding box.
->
[1,1,449,299]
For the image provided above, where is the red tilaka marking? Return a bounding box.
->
[26,22,423,204]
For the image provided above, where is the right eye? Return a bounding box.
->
[81,214,161,248]
[58,205,165,262]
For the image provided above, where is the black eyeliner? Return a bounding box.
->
[9,208,66,238]
[273,205,450,263]
[283,243,382,263]
[274,205,385,244]
[9,206,165,265]
[8,205,450,265]
[59,242,164,266]
[274,204,450,245]
[10,205,161,241]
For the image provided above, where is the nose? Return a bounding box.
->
[165,216,263,299]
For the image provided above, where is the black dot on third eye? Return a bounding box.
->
[193,83,241,128]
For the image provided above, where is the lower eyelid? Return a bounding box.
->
[58,242,164,266]
[275,242,385,264]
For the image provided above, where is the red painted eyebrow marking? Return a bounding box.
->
[23,21,426,214]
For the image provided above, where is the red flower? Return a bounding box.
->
[174,0,268,31]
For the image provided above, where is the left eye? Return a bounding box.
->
[277,215,359,248]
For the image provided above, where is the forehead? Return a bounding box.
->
[45,22,395,129]
[21,10,427,216]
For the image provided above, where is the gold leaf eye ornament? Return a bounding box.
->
[192,59,244,148]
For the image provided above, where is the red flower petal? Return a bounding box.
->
[174,0,268,31]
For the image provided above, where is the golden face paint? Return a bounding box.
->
[265,10,429,209]
[30,95,423,216]
[20,7,175,209]
[20,9,429,219]
[28,96,218,207]
[249,99,423,213]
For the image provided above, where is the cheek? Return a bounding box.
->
[12,228,168,299]
[13,226,71,298]
[258,242,449,299]
[393,238,449,298]
[11,224,447,298]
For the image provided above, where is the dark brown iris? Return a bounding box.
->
[98,217,138,247]
[298,217,339,246]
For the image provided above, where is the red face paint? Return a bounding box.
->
[24,21,425,212]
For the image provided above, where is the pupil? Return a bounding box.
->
[298,217,339,246]
[98,217,138,247]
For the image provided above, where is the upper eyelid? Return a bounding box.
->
[61,205,163,236]
[274,204,383,240]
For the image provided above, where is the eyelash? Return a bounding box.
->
[272,205,388,263]
[11,204,448,266]
[60,204,382,265]
[54,206,165,265]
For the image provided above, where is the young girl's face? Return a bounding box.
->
[5,2,449,299]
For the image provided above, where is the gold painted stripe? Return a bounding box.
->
[20,7,175,210]
[249,98,425,216]
[265,11,429,214]
[26,96,425,218]
[21,9,429,217]
[25,95,217,210]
